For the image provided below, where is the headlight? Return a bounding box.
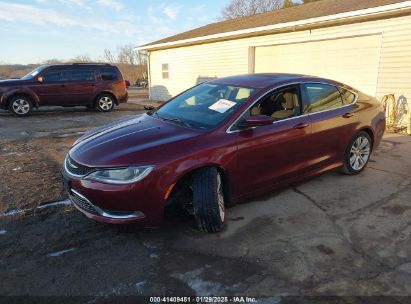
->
[85,166,154,184]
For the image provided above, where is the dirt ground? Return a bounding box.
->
[0,100,410,303]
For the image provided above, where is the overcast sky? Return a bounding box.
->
[0,0,227,64]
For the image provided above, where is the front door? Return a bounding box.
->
[31,67,70,106]
[234,85,312,196]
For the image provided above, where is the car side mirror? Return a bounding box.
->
[37,76,44,83]
[144,105,155,111]
[242,115,274,127]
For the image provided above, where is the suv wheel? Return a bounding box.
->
[9,96,33,117]
[96,94,114,112]
[341,131,372,175]
[191,167,225,233]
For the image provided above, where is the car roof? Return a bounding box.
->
[208,73,348,90]
[40,63,116,68]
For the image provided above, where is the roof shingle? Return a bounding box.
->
[141,0,408,48]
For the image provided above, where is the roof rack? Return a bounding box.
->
[71,63,112,66]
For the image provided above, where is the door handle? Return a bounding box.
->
[343,112,354,118]
[293,123,309,129]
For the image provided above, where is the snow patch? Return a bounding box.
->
[38,199,71,209]
[135,280,147,294]
[171,268,223,296]
[0,199,71,218]
[1,209,25,217]
[47,247,76,257]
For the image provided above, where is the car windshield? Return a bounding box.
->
[151,83,259,130]
[20,66,48,80]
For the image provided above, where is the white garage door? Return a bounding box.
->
[254,34,382,96]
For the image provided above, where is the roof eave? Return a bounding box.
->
[135,0,411,52]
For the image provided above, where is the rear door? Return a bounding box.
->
[32,67,70,106]
[301,83,359,168]
[233,85,312,196]
[66,67,96,105]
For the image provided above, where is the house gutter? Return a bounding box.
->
[135,1,411,51]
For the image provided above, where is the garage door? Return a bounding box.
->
[254,34,382,96]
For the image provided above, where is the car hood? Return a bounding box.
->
[0,79,26,86]
[69,114,202,167]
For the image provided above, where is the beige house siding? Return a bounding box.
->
[149,14,411,126]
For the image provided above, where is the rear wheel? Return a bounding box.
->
[341,131,372,175]
[9,96,33,117]
[191,167,225,233]
[95,94,114,112]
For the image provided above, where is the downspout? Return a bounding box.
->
[147,51,152,100]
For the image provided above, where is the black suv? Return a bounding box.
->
[0,63,129,116]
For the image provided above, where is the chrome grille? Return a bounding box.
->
[65,156,94,177]
[70,191,99,215]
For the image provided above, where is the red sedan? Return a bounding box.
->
[62,74,385,232]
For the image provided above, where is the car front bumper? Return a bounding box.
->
[62,169,165,226]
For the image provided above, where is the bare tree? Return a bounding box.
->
[103,49,115,63]
[70,55,92,63]
[283,0,294,8]
[221,0,283,19]
[221,0,321,19]
[117,45,140,65]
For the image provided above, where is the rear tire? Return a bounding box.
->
[9,95,33,117]
[191,167,225,233]
[95,94,114,112]
[341,131,372,175]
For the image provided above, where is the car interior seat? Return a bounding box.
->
[271,92,299,120]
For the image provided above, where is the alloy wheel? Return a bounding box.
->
[349,136,371,171]
[12,99,30,115]
[98,96,113,111]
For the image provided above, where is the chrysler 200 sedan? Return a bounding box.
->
[62,74,385,232]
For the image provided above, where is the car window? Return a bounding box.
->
[302,83,343,114]
[43,68,69,82]
[153,83,259,130]
[71,68,95,81]
[249,86,301,121]
[339,88,357,105]
[21,66,48,80]
[100,67,118,81]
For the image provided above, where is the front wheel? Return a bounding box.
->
[9,96,33,117]
[191,167,225,233]
[341,131,372,175]
[96,94,115,112]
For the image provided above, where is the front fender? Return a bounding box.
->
[1,88,40,108]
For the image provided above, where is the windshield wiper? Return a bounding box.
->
[161,116,192,128]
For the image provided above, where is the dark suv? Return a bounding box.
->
[0,63,129,116]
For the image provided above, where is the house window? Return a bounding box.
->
[162,64,169,79]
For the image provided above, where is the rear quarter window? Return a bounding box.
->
[339,88,357,105]
[100,67,119,81]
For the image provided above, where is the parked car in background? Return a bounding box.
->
[62,74,385,233]
[0,63,129,116]
[136,79,148,88]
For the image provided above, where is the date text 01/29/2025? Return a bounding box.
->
[149,296,258,303]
